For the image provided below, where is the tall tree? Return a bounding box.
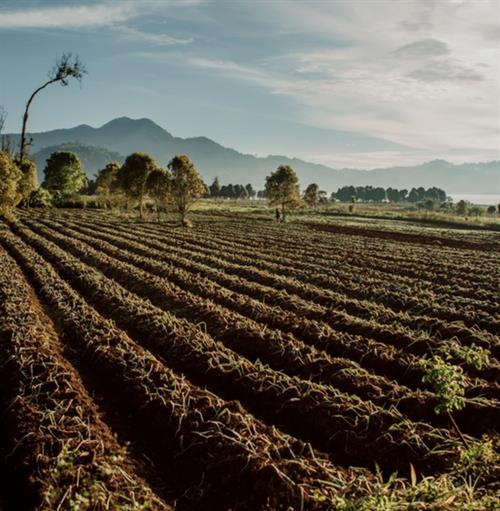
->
[19,54,86,163]
[118,153,158,219]
[168,154,206,225]
[0,151,22,219]
[245,183,256,198]
[408,188,420,203]
[209,177,221,198]
[303,183,320,207]
[146,167,171,222]
[42,151,87,203]
[95,162,121,208]
[265,165,301,220]
[455,200,468,216]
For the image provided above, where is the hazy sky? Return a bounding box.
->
[0,0,498,168]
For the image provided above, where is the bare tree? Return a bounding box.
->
[0,106,6,135]
[0,106,12,154]
[19,53,86,162]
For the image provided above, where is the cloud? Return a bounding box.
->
[181,0,497,159]
[0,3,136,29]
[392,38,451,58]
[408,59,485,82]
[0,1,204,31]
[114,26,193,46]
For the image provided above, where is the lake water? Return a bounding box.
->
[449,194,500,206]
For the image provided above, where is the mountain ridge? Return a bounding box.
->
[6,117,499,193]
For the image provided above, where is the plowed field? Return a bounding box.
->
[1,209,498,510]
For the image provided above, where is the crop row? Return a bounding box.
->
[22,216,445,392]
[164,212,500,284]
[46,214,500,358]
[26,216,500,416]
[144,219,500,307]
[0,243,170,510]
[133,221,499,333]
[67,211,499,314]
[0,227,382,510]
[9,221,462,475]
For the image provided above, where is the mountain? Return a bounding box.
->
[8,117,499,193]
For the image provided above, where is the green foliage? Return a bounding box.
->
[168,154,206,224]
[146,167,172,221]
[0,150,22,218]
[95,161,122,208]
[209,177,221,197]
[42,151,87,202]
[14,158,38,206]
[420,355,466,414]
[456,199,469,216]
[457,438,497,483]
[29,187,53,208]
[486,205,496,215]
[304,183,320,207]
[265,165,301,216]
[437,340,490,370]
[118,152,158,218]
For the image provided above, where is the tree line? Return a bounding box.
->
[207,178,256,199]
[332,185,447,203]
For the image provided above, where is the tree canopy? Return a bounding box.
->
[15,158,38,206]
[168,154,206,225]
[0,151,22,219]
[95,161,121,208]
[20,54,86,162]
[42,151,87,202]
[118,152,158,218]
[146,167,172,221]
[304,183,320,207]
[265,165,301,217]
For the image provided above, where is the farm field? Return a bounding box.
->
[0,208,499,510]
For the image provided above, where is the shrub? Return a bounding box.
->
[420,355,466,414]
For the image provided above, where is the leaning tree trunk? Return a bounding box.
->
[20,80,57,163]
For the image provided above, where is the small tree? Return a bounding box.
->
[0,106,5,135]
[348,195,356,213]
[146,167,171,222]
[245,183,256,199]
[168,154,206,226]
[420,355,468,446]
[19,54,86,163]
[42,151,87,204]
[209,177,221,198]
[486,205,496,215]
[118,153,158,219]
[30,187,53,208]
[15,158,38,207]
[0,151,22,219]
[265,165,301,221]
[95,162,121,208]
[455,199,468,216]
[304,183,320,207]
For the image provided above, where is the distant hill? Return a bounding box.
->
[32,143,124,183]
[8,117,499,193]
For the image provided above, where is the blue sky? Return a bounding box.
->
[0,0,498,168]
